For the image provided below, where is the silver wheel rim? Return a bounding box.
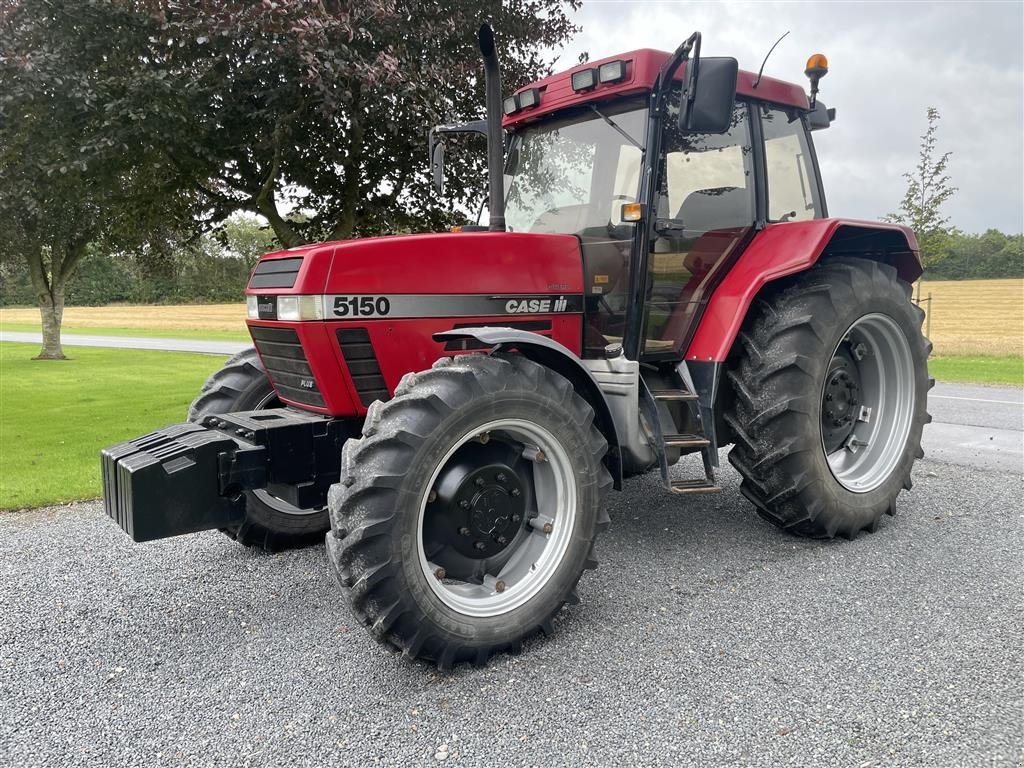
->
[416,418,577,618]
[251,391,321,516]
[822,313,915,493]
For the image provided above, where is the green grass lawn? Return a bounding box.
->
[928,355,1024,386]
[0,342,226,510]
[0,337,1019,511]
[1,322,250,342]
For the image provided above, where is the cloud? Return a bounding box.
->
[550,0,1023,233]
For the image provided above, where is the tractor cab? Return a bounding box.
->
[433,43,832,361]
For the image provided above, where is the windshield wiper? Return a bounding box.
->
[590,105,644,152]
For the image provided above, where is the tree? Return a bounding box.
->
[1,1,581,356]
[140,0,581,247]
[886,107,957,267]
[0,0,200,358]
[221,214,281,268]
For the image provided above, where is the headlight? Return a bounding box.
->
[246,295,259,319]
[275,295,323,321]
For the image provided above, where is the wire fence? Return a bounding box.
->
[912,288,933,340]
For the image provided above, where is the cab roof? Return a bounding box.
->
[502,48,809,129]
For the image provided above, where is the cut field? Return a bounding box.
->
[916,278,1023,357]
[0,303,247,335]
[0,342,226,510]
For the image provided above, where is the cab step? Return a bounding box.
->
[670,479,721,495]
[650,388,698,401]
[663,433,710,449]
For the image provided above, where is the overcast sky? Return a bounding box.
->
[549,0,1024,234]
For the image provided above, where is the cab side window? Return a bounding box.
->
[641,102,754,356]
[760,106,821,222]
[660,103,754,231]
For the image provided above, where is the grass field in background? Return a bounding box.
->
[0,303,247,335]
[0,342,226,510]
[916,278,1023,357]
[0,322,249,342]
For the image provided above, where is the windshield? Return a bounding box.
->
[504,100,647,235]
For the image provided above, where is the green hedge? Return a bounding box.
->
[1,246,254,307]
[925,230,1023,280]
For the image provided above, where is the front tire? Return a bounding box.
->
[188,348,331,551]
[326,353,612,669]
[725,258,932,539]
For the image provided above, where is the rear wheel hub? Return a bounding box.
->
[821,347,862,453]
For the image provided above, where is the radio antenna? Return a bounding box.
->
[752,30,790,88]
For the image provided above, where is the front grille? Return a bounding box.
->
[250,325,324,407]
[336,328,389,406]
[249,257,303,289]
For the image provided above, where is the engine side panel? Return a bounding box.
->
[685,219,921,363]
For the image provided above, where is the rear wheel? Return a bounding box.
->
[725,258,932,538]
[326,353,611,669]
[188,348,330,551]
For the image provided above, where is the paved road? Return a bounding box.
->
[0,331,248,356]
[1,385,1021,767]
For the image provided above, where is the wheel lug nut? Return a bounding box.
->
[511,514,521,523]
[459,500,470,509]
[474,541,486,551]
[434,567,446,580]
[475,477,485,487]
[427,489,437,503]
[496,536,507,545]
[496,472,506,482]
[543,522,553,534]
[458,526,470,536]
[495,580,506,593]
[826,394,833,402]
[511,488,521,497]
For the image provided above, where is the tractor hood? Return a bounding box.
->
[243,231,588,417]
[245,232,584,303]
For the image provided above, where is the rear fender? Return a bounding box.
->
[686,218,921,363]
[433,328,624,489]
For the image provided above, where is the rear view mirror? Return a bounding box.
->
[679,57,739,133]
[427,119,489,196]
[430,140,445,194]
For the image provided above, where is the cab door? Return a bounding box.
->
[639,101,756,359]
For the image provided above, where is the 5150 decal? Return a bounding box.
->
[332,296,391,317]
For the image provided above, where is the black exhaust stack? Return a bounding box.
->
[478,24,505,232]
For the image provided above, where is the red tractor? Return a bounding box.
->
[102,26,931,668]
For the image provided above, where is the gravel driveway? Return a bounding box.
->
[1,384,1021,767]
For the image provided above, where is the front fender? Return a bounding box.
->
[433,328,623,489]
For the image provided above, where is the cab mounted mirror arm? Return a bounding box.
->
[427,120,488,195]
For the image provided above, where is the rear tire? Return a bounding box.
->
[326,353,612,669]
[724,258,932,539]
[188,348,330,551]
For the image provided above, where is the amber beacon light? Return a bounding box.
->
[804,53,828,107]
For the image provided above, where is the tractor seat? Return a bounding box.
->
[674,186,749,233]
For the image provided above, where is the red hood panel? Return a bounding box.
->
[249,232,584,296]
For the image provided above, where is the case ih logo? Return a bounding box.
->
[505,296,570,314]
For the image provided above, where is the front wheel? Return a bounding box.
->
[326,353,612,669]
[725,258,932,539]
[188,348,331,551]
